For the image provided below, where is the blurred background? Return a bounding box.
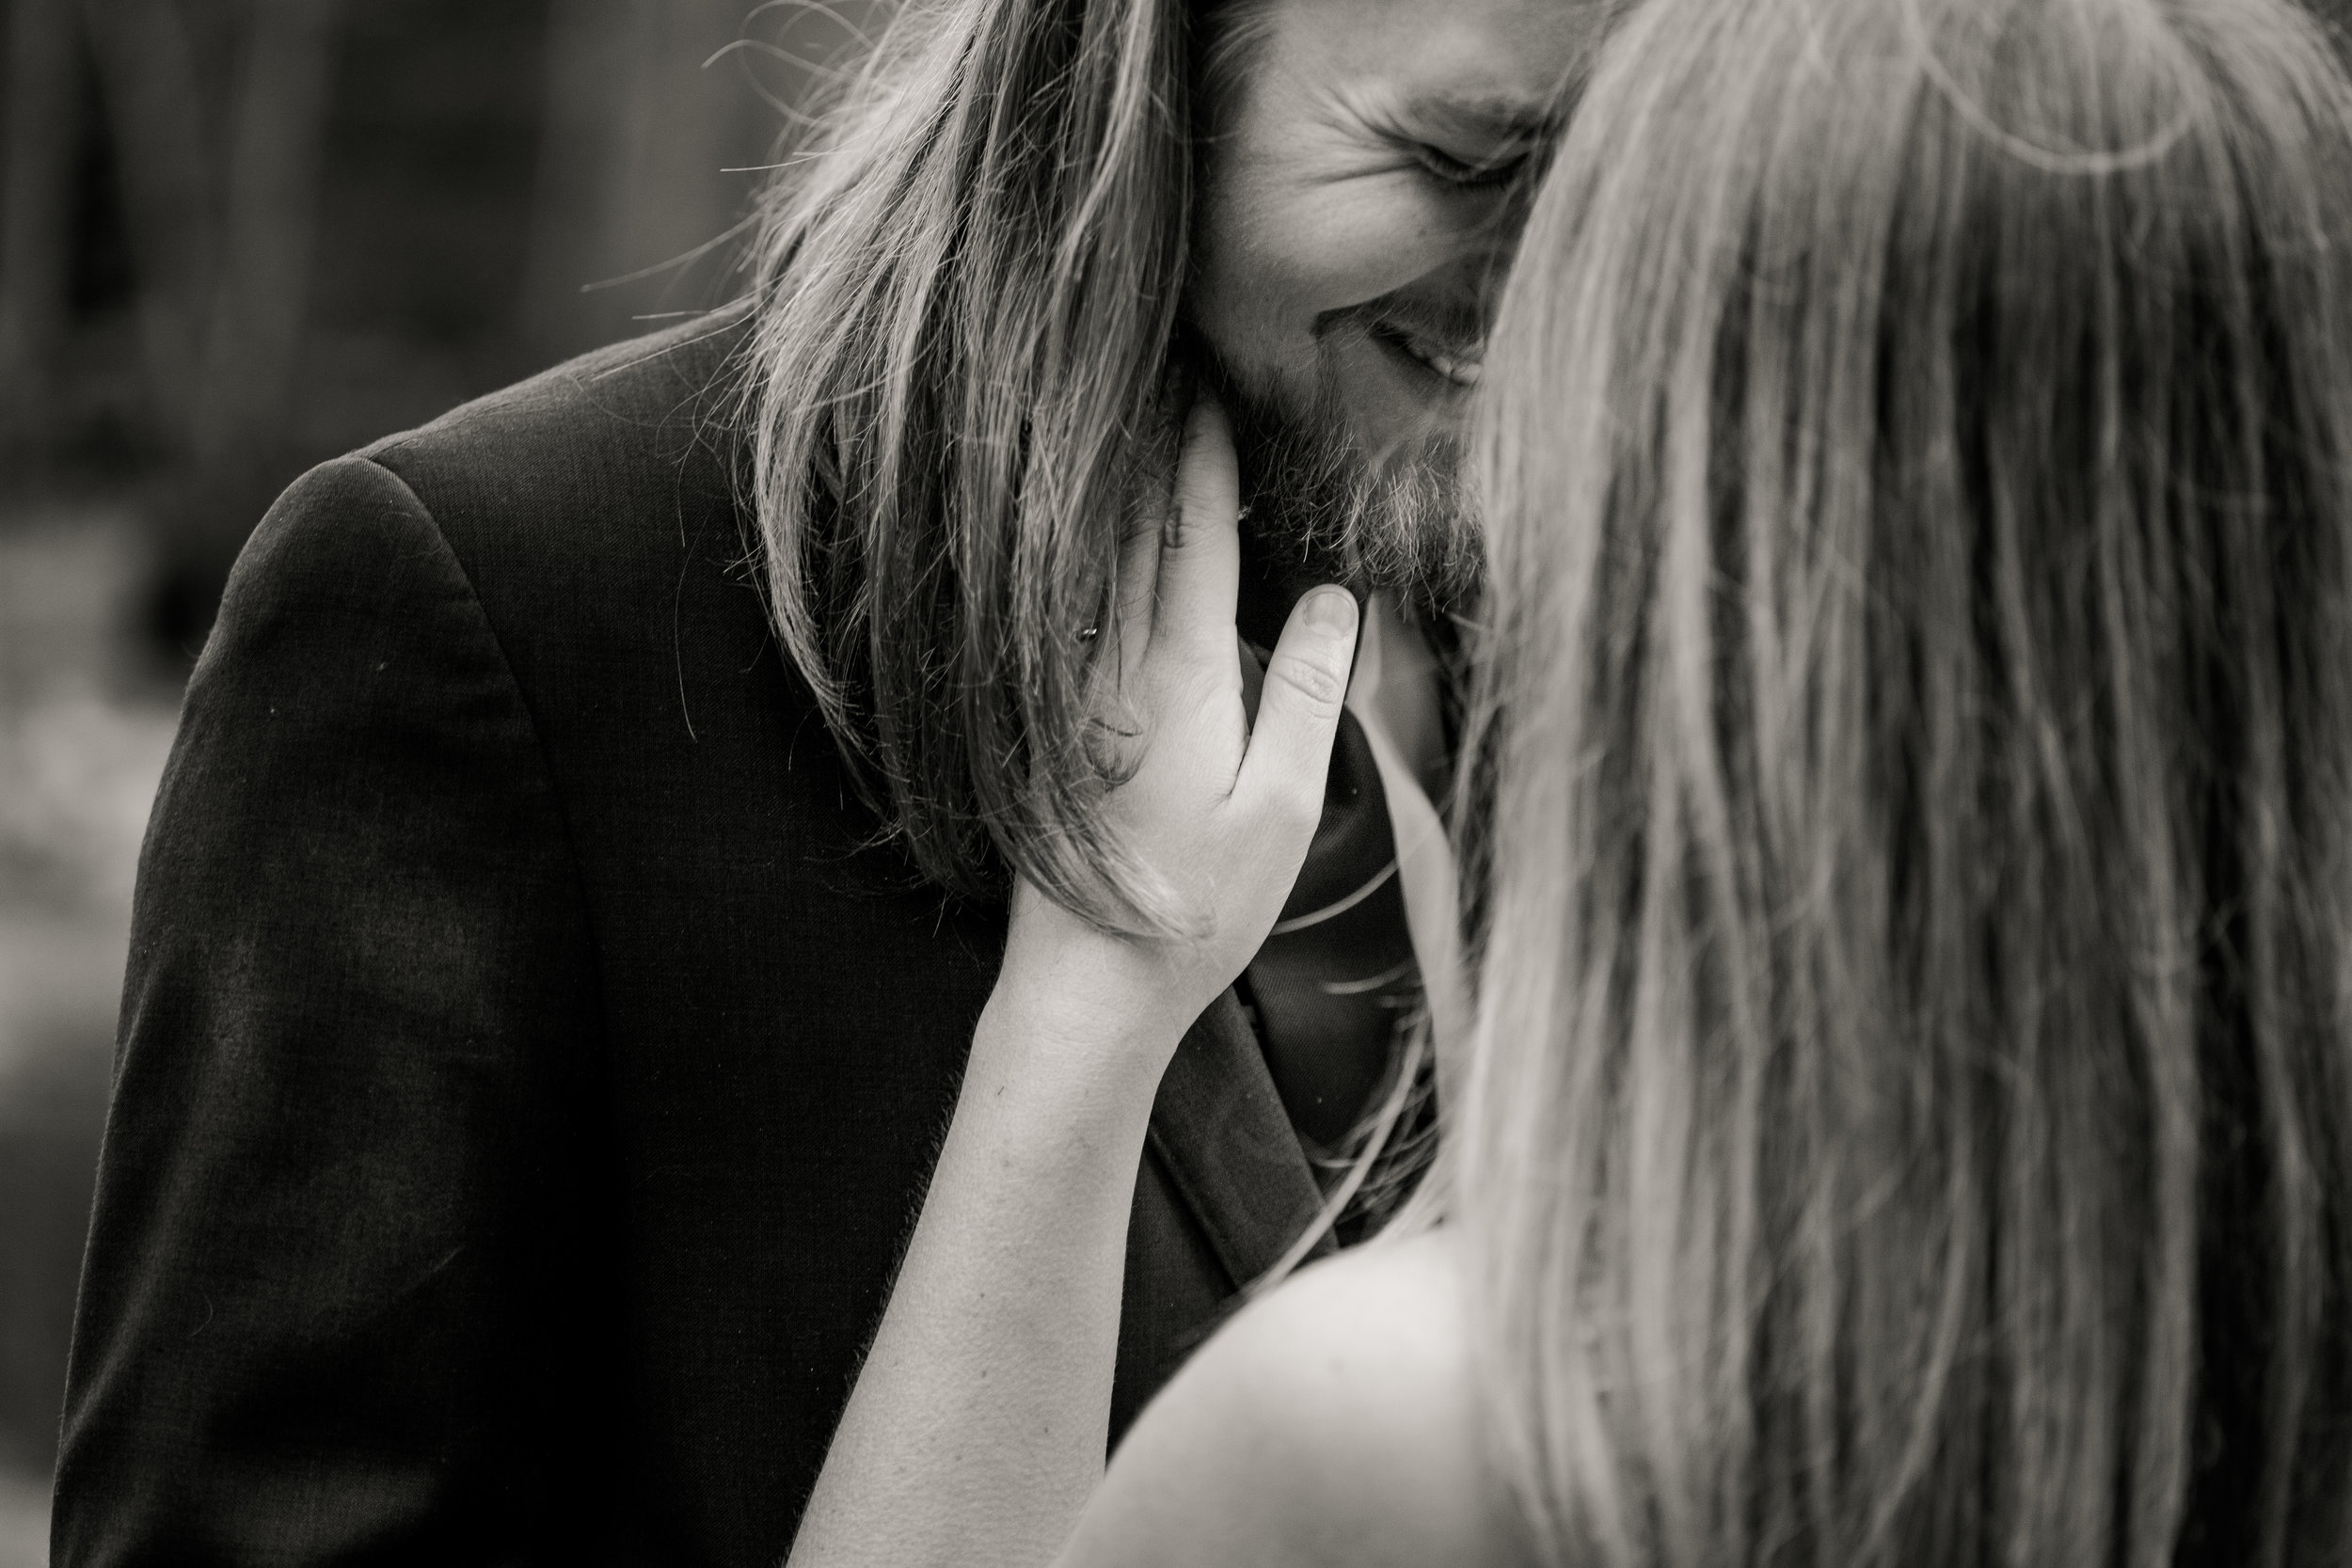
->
[0,1,879,1558]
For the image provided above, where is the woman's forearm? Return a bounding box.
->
[784,988,1178,1568]
[782,399,1359,1568]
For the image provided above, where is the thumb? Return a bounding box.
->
[1235,586,1359,826]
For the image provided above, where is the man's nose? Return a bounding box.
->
[1426,220,1521,335]
[1471,181,1538,304]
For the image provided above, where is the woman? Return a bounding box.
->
[795,0,2352,1562]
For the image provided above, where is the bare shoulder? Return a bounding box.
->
[1056,1228,1529,1568]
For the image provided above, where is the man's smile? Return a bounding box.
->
[1311,294,1490,403]
[1368,316,1485,388]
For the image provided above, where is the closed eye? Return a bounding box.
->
[1412,142,1533,190]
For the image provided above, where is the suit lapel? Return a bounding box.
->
[1145,988,1333,1288]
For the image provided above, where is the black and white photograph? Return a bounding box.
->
[2,0,2348,1563]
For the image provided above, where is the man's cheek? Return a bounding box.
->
[1236,177,1480,317]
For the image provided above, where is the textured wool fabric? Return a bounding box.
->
[52,306,1328,1568]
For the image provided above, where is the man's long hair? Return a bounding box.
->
[1458,0,2352,1561]
[741,0,1255,931]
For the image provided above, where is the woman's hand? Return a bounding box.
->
[993,398,1361,1060]
[783,397,1359,1568]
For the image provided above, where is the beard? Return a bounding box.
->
[1194,345,1485,624]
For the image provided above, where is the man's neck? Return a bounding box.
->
[1232,521,1336,653]
[1349,594,1450,810]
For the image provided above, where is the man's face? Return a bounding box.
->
[1189,0,1604,611]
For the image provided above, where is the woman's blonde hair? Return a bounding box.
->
[1459,0,2352,1561]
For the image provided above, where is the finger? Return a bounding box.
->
[1235,586,1359,825]
[1152,397,1242,667]
[1112,502,1161,695]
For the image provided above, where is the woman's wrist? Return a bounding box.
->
[993,880,1202,1051]
[974,950,1190,1109]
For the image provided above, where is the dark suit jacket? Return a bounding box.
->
[53,306,1330,1566]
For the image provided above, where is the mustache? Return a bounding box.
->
[1188,342,1483,621]
[1311,293,1488,356]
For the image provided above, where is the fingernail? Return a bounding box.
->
[1303,587,1357,634]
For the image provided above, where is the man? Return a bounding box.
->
[53,0,1600,1562]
